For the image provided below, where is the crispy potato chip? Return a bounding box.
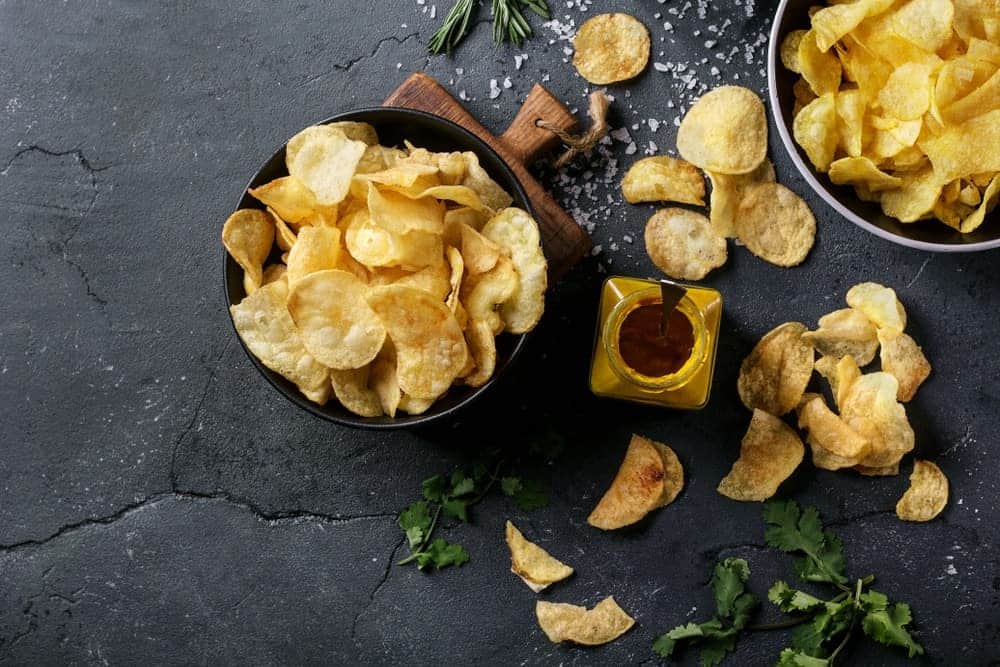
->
[445,246,464,313]
[370,342,400,418]
[345,212,443,271]
[572,13,650,85]
[816,354,862,410]
[268,208,298,252]
[588,434,683,530]
[621,156,706,206]
[835,89,867,158]
[397,393,436,416]
[802,308,880,365]
[461,152,513,212]
[482,208,547,333]
[285,125,367,205]
[445,206,489,232]
[829,157,903,192]
[326,121,379,146]
[367,285,467,400]
[921,110,1000,183]
[878,330,931,402]
[798,393,870,470]
[286,225,341,286]
[536,597,635,646]
[390,260,452,301]
[248,176,319,224]
[462,254,519,334]
[735,183,817,267]
[229,279,329,397]
[462,319,497,389]
[878,63,933,121]
[781,30,808,73]
[892,0,955,53]
[896,460,948,522]
[794,94,839,172]
[299,382,331,406]
[459,223,502,275]
[718,410,805,502]
[798,30,842,96]
[330,366,383,418]
[367,185,444,235]
[677,86,768,175]
[644,208,727,281]
[938,69,1000,126]
[505,521,574,593]
[261,264,286,285]
[223,209,275,291]
[287,269,386,370]
[811,0,895,52]
[707,160,776,238]
[841,372,915,468]
[959,173,1000,233]
[738,322,814,416]
[845,282,907,334]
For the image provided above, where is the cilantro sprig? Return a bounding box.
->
[653,501,924,665]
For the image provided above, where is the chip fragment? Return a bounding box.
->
[572,13,650,85]
[644,208,727,281]
[735,183,816,267]
[896,460,949,522]
[718,410,805,502]
[738,322,815,416]
[505,521,574,593]
[878,331,931,402]
[621,156,706,206]
[677,86,768,175]
[536,597,635,646]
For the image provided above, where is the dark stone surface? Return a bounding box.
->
[1,1,997,665]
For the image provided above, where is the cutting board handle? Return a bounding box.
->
[499,84,579,166]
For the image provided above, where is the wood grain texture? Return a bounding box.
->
[384,73,591,281]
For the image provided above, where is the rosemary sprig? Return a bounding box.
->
[428,0,550,55]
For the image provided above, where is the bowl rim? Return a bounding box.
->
[766,0,1000,253]
[223,106,534,430]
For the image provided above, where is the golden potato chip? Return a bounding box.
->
[781,30,808,73]
[286,225,341,286]
[462,255,519,334]
[677,86,768,175]
[938,69,1000,126]
[921,110,1000,183]
[816,354,861,410]
[229,279,329,398]
[330,366,383,418]
[707,160,775,238]
[287,269,386,370]
[445,246,464,313]
[536,597,635,646]
[892,0,955,53]
[621,156,706,206]
[794,94,838,172]
[571,13,650,85]
[461,320,495,389]
[959,173,1000,233]
[482,208,547,334]
[397,393,436,416]
[505,521,574,593]
[445,206,489,232]
[367,285,467,400]
[588,434,683,530]
[738,322,814,416]
[355,162,440,200]
[735,183,817,268]
[223,209,275,291]
[845,282,907,334]
[878,330,931,402]
[345,212,443,271]
[835,89,867,158]
[370,343,400,418]
[717,409,805,502]
[261,264,286,285]
[644,208,727,281]
[797,393,870,470]
[841,372,915,468]
[325,120,379,146]
[459,223,502,275]
[285,125,368,205]
[798,30,842,96]
[248,176,319,224]
[268,208,297,252]
[390,260,452,301]
[367,185,444,235]
[878,63,933,121]
[896,460,948,522]
[299,382,331,406]
[828,157,903,192]
[460,152,513,211]
[811,0,894,51]
[802,308,880,365]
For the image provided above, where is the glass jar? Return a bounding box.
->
[589,276,722,409]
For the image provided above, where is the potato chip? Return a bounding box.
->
[621,156,706,206]
[845,282,907,334]
[817,354,862,410]
[588,434,683,530]
[677,86,768,175]
[797,393,870,470]
[878,330,931,402]
[828,157,903,192]
[229,279,329,398]
[840,372,915,468]
[268,208,298,252]
[802,308,880,365]
[355,162,440,200]
[811,0,895,52]
[223,209,275,291]
[397,393,436,416]
[285,125,367,205]
[505,521,574,593]
[462,255,519,334]
[367,185,445,235]
[286,225,341,286]
[960,174,1000,232]
[793,78,818,116]
[462,319,497,388]
[330,366,383,418]
[445,246,464,313]
[707,160,775,238]
[878,63,933,121]
[835,89,867,158]
[261,264,286,285]
[299,382,331,406]
[445,206,489,232]
[345,213,443,271]
[793,94,839,172]
[644,208,727,281]
[482,208,547,333]
[287,269,386,370]
[326,120,379,146]
[571,13,650,85]
[781,30,808,73]
[459,223,502,275]
[798,30,842,96]
[896,460,948,522]
[367,285,467,400]
[718,409,805,502]
[536,597,635,646]
[461,152,513,211]
[735,183,817,268]
[738,322,815,416]
[855,463,900,476]
[938,69,1000,126]
[389,260,451,301]
[892,0,955,53]
[249,176,319,224]
[921,110,1000,183]
[370,342,400,418]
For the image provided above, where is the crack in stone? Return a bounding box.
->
[299,32,421,87]
[350,535,407,646]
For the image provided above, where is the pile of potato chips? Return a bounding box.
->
[572,13,650,85]
[223,122,547,418]
[720,282,947,521]
[624,86,818,280]
[782,0,1000,231]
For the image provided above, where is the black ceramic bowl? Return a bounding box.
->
[767,0,1000,251]
[224,108,532,429]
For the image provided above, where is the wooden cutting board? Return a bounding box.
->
[384,73,592,281]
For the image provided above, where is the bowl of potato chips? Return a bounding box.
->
[768,0,1000,250]
[223,108,549,427]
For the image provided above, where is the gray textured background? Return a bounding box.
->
[1,1,997,665]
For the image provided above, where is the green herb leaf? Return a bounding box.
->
[777,648,830,666]
[713,557,751,617]
[790,598,853,657]
[450,470,475,497]
[398,501,432,549]
[698,631,739,667]
[768,581,827,613]
[413,538,470,571]
[501,476,548,511]
[422,475,449,503]
[730,593,759,631]
[441,498,470,522]
[764,501,848,585]
[860,593,924,658]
